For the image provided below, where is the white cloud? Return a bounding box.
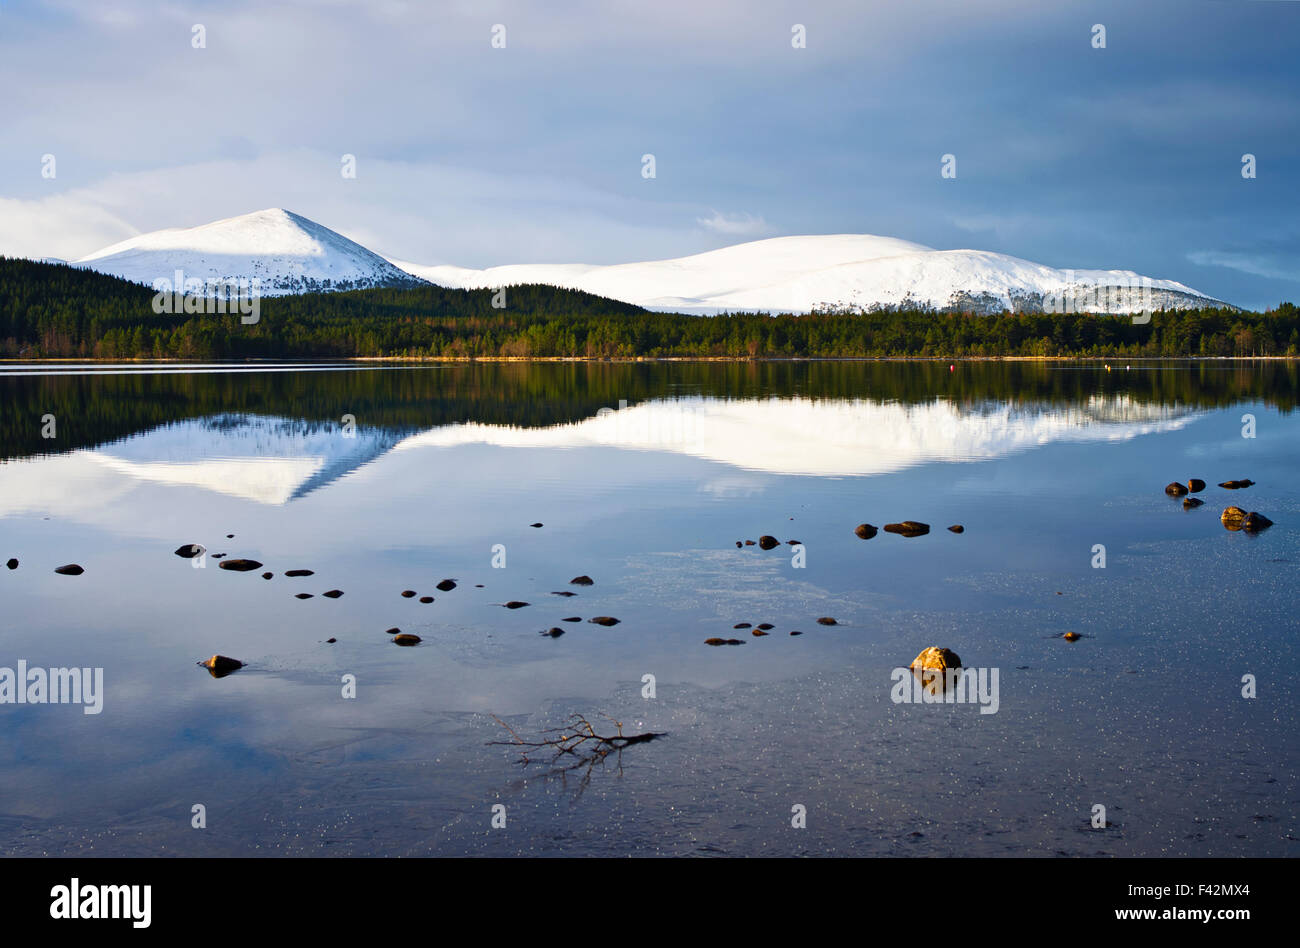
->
[1187,250,1299,283]
[695,210,773,237]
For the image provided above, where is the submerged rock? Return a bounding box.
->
[884,521,930,537]
[541,627,565,638]
[1219,479,1254,490]
[503,601,530,609]
[392,633,421,646]
[326,638,336,644]
[570,575,594,586]
[816,617,838,626]
[562,616,582,622]
[419,596,434,604]
[218,559,262,572]
[1165,482,1189,497]
[908,646,962,695]
[262,572,274,580]
[173,544,204,558]
[198,654,243,678]
[295,593,314,600]
[758,535,780,550]
[551,591,578,597]
[704,637,745,646]
[789,630,803,636]
[1063,632,1081,641]
[285,569,314,577]
[530,523,543,528]
[54,564,84,575]
[588,616,621,626]
[757,623,775,631]
[401,590,417,598]
[1183,497,1204,510]
[854,523,878,540]
[947,525,965,534]
[322,589,344,598]
[436,579,457,591]
[744,540,756,546]
[733,622,752,629]
[1188,478,1206,493]
[735,541,743,548]
[384,627,401,636]
[1242,512,1274,533]
[752,629,769,637]
[6,558,18,570]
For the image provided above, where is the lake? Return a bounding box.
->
[0,360,1296,856]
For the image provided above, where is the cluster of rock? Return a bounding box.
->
[1164,477,1273,531]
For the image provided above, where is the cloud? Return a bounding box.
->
[1187,250,1299,283]
[695,211,774,237]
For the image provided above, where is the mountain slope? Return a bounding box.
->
[75,208,428,296]
[394,234,1227,314]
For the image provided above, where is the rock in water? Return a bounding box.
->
[541,628,565,638]
[757,623,774,630]
[530,523,543,528]
[322,589,344,598]
[503,601,530,609]
[1183,497,1204,510]
[570,575,594,586]
[704,638,745,646]
[436,579,457,591]
[758,535,780,550]
[54,564,84,575]
[854,523,878,540]
[1063,632,1081,641]
[884,521,930,537]
[6,558,18,570]
[174,544,204,558]
[218,559,262,572]
[294,593,314,600]
[198,654,243,678]
[588,616,620,626]
[551,591,577,597]
[1187,478,1206,493]
[1242,512,1274,533]
[947,525,964,534]
[1164,482,1189,497]
[909,646,963,695]
[1219,479,1254,490]
[284,569,314,577]
[262,572,274,580]
[384,628,401,636]
[419,596,434,604]
[744,540,756,546]
[752,629,769,637]
[562,616,582,622]
[401,590,417,598]
[733,622,752,629]
[816,617,838,626]
[392,633,421,646]
[1221,506,1247,530]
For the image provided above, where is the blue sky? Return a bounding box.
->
[1,0,1296,309]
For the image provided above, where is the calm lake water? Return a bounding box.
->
[0,360,1296,856]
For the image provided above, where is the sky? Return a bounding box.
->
[0,0,1297,310]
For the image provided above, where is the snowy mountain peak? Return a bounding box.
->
[75,208,427,296]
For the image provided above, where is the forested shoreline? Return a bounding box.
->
[3,257,1296,360]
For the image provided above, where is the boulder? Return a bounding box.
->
[884,521,930,537]
[570,576,594,586]
[503,601,530,609]
[1221,506,1248,530]
[198,654,243,678]
[816,617,838,626]
[1164,482,1189,497]
[392,633,421,646]
[173,544,204,558]
[262,572,274,579]
[588,616,621,626]
[5,558,17,570]
[322,589,344,598]
[733,622,752,629]
[1183,497,1204,510]
[1187,478,1206,493]
[401,590,417,598]
[908,646,963,695]
[758,535,780,550]
[1219,479,1254,490]
[54,564,84,575]
[284,569,314,577]
[218,559,262,572]
[294,593,314,600]
[419,596,434,604]
[854,523,878,540]
[436,579,457,591]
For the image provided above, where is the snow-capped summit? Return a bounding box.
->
[394,233,1226,314]
[74,208,427,296]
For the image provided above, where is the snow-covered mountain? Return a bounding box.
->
[393,234,1226,314]
[74,208,427,296]
[69,209,1228,312]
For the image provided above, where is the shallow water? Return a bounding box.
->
[0,361,1296,856]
